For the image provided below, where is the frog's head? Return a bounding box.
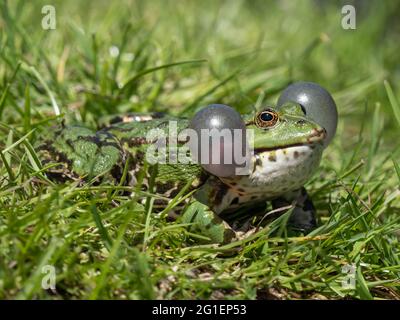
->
[237,102,327,188]
[189,82,337,183]
[244,102,327,152]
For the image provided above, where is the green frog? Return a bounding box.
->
[37,101,327,244]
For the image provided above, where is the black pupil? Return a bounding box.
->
[261,112,273,122]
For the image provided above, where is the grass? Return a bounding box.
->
[0,0,399,299]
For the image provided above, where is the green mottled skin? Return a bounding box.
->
[38,103,327,244]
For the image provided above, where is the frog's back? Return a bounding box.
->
[100,116,208,197]
[37,115,208,201]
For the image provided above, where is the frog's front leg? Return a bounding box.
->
[181,201,236,244]
[272,187,317,233]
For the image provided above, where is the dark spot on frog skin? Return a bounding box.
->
[65,138,75,151]
[110,116,125,124]
[294,151,300,159]
[297,119,306,125]
[268,153,277,162]
[37,142,73,168]
[231,197,239,205]
[44,170,79,183]
[169,188,181,198]
[131,150,145,165]
[78,134,121,150]
[37,143,81,182]
[110,162,126,185]
[157,181,176,194]
[153,198,169,207]
[252,155,262,173]
[152,112,168,119]
[121,137,149,147]
[213,184,229,206]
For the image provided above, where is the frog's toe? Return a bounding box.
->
[288,212,317,233]
[288,202,317,235]
[273,187,318,234]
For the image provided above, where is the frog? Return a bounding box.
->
[37,101,328,244]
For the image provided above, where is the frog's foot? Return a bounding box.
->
[272,188,317,233]
[181,201,236,244]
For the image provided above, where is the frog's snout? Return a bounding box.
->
[307,127,327,144]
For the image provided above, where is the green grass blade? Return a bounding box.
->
[90,203,113,250]
[120,59,207,94]
[2,129,35,154]
[23,84,31,133]
[393,158,400,183]
[22,64,60,116]
[0,61,21,118]
[180,70,240,115]
[384,80,400,127]
[356,265,374,300]
[0,151,15,182]
[89,216,130,300]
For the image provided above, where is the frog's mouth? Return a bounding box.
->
[253,128,326,153]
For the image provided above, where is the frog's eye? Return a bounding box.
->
[277,81,337,147]
[255,109,279,128]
